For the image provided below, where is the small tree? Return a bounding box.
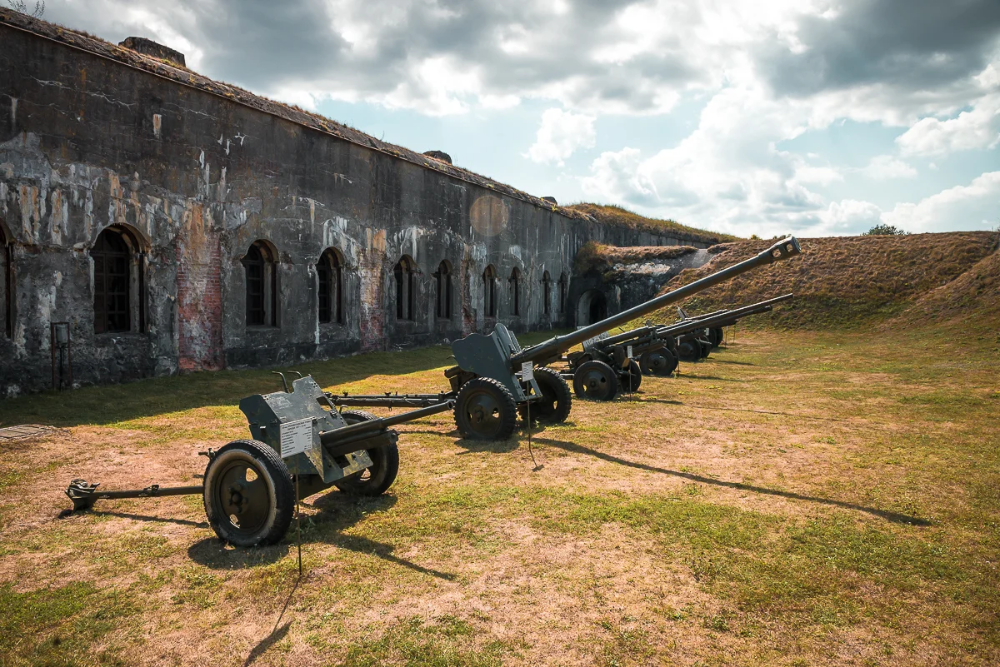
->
[863,223,909,236]
[7,1,44,17]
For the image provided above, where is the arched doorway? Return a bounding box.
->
[576,289,607,326]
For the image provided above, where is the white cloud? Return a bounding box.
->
[896,93,1000,157]
[817,199,884,234]
[859,155,918,180]
[881,172,1000,232]
[525,109,596,165]
[579,147,658,205]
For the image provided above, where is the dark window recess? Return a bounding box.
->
[435,261,452,319]
[317,249,343,324]
[510,268,521,316]
[243,242,276,327]
[92,229,131,333]
[394,256,416,321]
[542,271,551,315]
[483,265,497,318]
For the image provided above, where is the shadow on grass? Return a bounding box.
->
[0,346,457,429]
[535,437,931,526]
[0,330,571,429]
[87,510,209,529]
[187,493,456,581]
[244,578,298,667]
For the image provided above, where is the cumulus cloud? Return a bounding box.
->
[881,171,1000,232]
[896,93,1000,156]
[36,0,1000,234]
[525,109,596,165]
[859,155,918,180]
[580,147,659,206]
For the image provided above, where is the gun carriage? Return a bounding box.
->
[65,374,454,547]
[332,238,802,439]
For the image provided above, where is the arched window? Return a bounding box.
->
[434,260,452,320]
[542,270,551,316]
[317,248,343,325]
[1,225,11,338]
[509,267,521,316]
[483,265,497,318]
[92,226,145,334]
[558,272,568,314]
[242,241,277,327]
[394,255,416,321]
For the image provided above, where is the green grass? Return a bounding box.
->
[1,325,999,665]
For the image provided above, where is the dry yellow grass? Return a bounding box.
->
[655,232,998,328]
[1,323,998,666]
[567,204,738,245]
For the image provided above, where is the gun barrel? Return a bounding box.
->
[319,401,455,445]
[658,293,794,336]
[511,238,801,366]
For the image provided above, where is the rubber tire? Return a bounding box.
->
[333,410,400,497]
[572,360,620,401]
[203,439,295,547]
[454,377,518,441]
[619,360,642,392]
[518,366,573,425]
[677,339,701,362]
[639,349,677,377]
[697,339,712,359]
[709,327,724,348]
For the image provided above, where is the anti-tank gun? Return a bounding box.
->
[553,293,795,398]
[335,237,801,440]
[644,292,795,369]
[65,375,454,547]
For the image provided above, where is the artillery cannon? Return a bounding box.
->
[334,237,801,439]
[65,374,454,547]
[642,293,795,371]
[552,293,794,397]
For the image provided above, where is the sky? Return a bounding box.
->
[38,0,1000,238]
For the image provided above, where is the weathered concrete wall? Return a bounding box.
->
[0,19,691,396]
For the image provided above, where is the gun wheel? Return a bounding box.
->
[573,360,620,401]
[619,360,642,392]
[454,377,518,440]
[677,339,702,362]
[698,339,713,359]
[334,411,400,497]
[519,366,572,425]
[709,327,725,348]
[639,350,677,376]
[203,439,294,547]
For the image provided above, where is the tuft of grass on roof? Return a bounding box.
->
[567,203,740,245]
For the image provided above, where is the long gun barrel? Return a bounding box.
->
[657,293,795,336]
[511,237,801,366]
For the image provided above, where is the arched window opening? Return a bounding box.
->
[558,273,568,314]
[243,241,277,327]
[542,271,551,316]
[509,267,521,316]
[317,248,343,325]
[92,226,145,334]
[394,255,416,321]
[483,265,497,318]
[434,260,452,320]
[1,225,11,338]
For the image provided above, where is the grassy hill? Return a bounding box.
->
[568,203,739,246]
[648,232,999,329]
